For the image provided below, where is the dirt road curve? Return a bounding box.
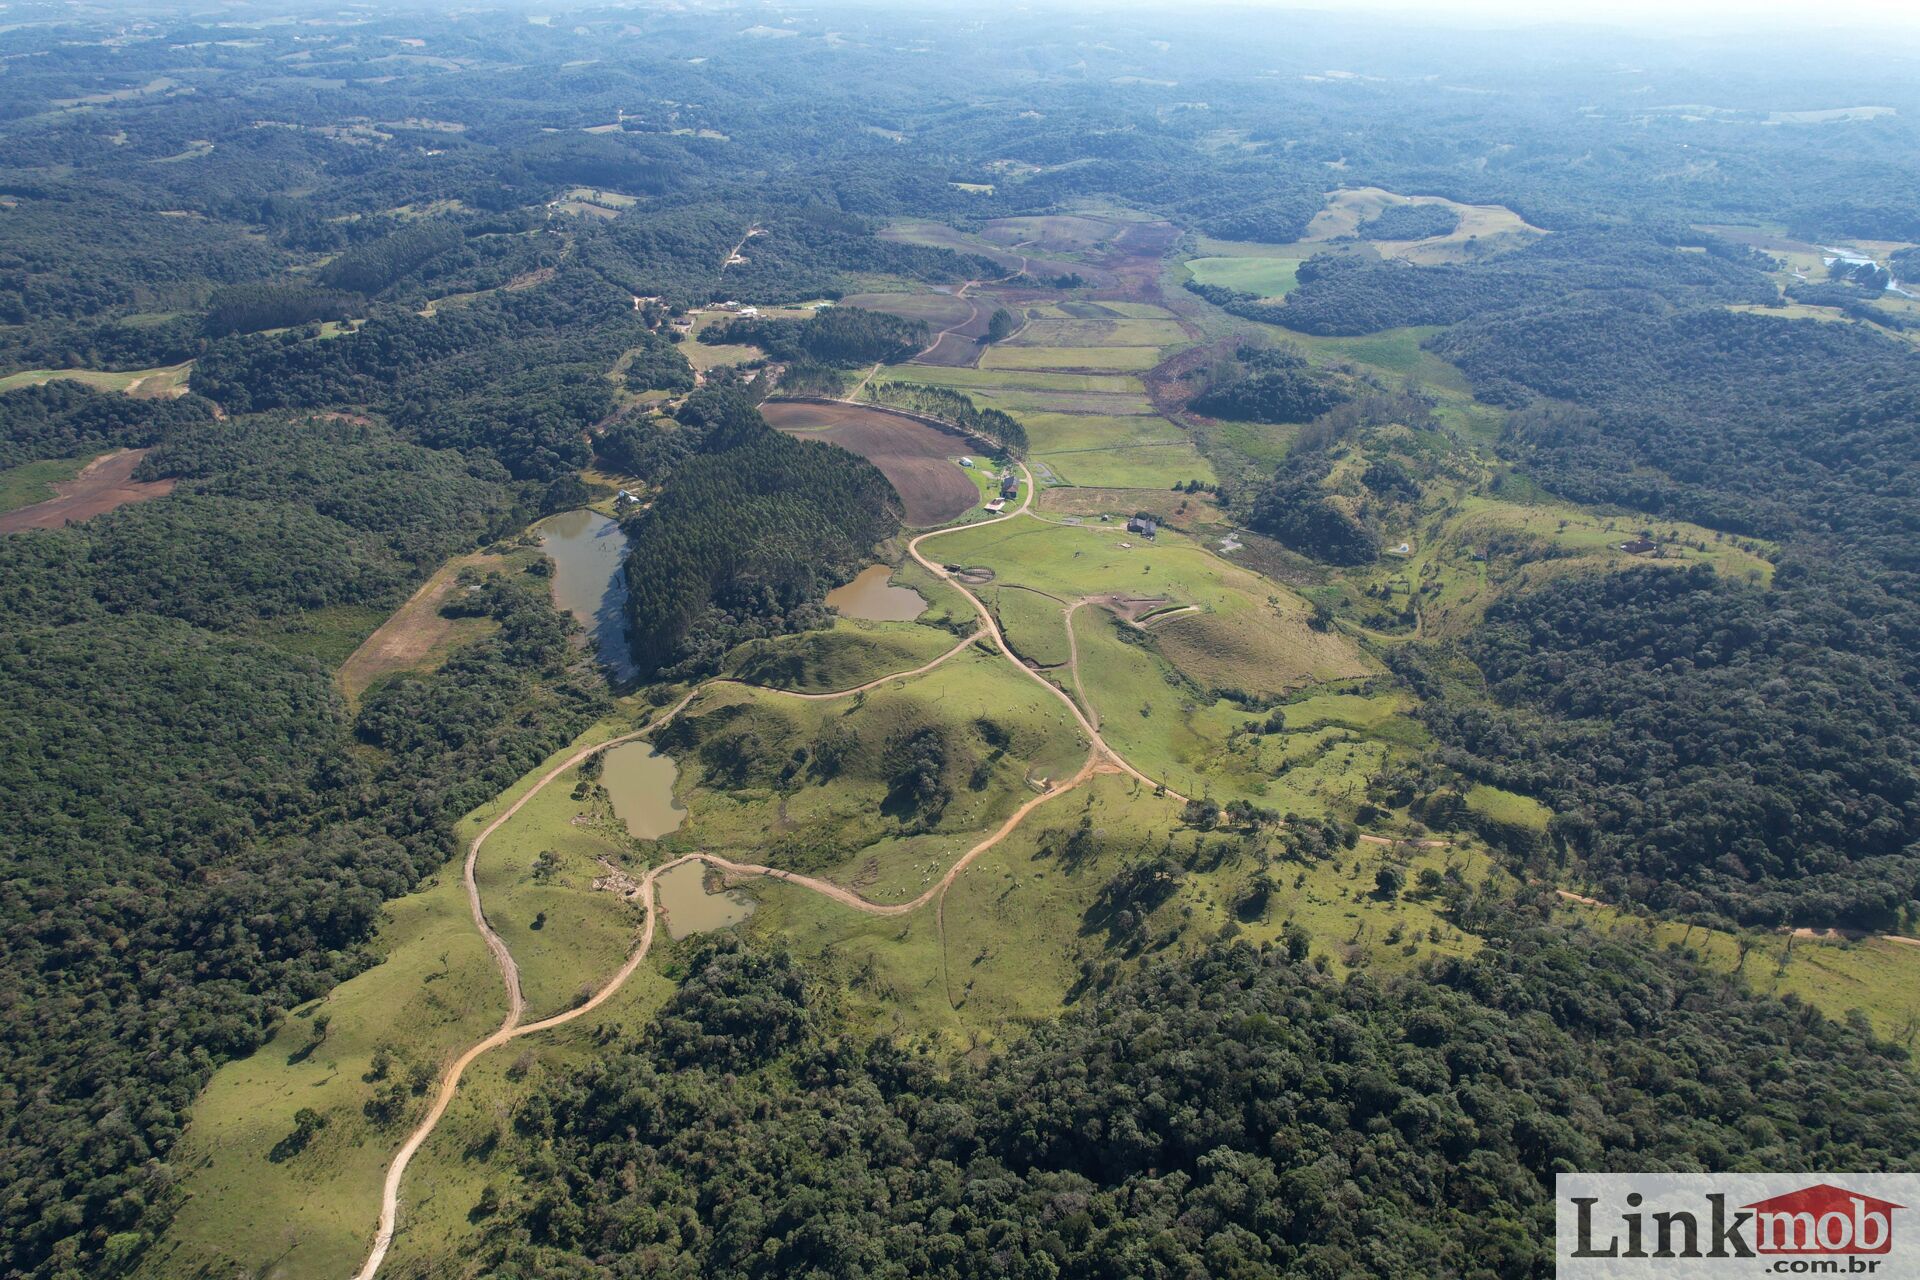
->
[351,695,695,1280]
[904,466,1190,803]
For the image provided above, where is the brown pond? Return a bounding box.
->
[826,564,927,621]
[655,861,754,940]
[600,741,686,840]
[760,400,978,526]
[0,448,176,533]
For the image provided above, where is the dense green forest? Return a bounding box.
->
[1189,346,1352,424]
[1354,203,1460,241]
[703,306,929,368]
[1411,302,1920,927]
[0,383,214,469]
[621,390,903,679]
[1249,449,1379,565]
[1224,230,1771,337]
[489,912,1920,1278]
[0,416,606,1276]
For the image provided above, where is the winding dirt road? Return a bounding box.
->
[904,468,1189,803]
[354,451,1202,1280]
[911,250,1030,365]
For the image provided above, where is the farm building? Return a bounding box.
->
[983,498,1006,513]
[1126,516,1157,539]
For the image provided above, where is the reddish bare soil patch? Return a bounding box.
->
[0,448,175,532]
[760,400,978,526]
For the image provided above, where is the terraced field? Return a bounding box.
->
[881,294,1213,491]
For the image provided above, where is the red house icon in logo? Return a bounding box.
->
[1743,1184,1903,1255]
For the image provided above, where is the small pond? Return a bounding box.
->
[826,564,927,622]
[601,741,686,840]
[655,861,755,940]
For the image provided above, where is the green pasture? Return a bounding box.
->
[656,647,1092,902]
[1465,784,1552,832]
[470,760,650,1021]
[1007,317,1189,347]
[1019,411,1185,453]
[724,616,965,693]
[0,359,194,396]
[980,584,1073,668]
[1185,255,1303,298]
[1036,440,1215,489]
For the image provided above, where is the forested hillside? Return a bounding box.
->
[704,306,929,368]
[621,390,903,678]
[491,917,1920,1278]
[1407,302,1920,927]
[1196,230,1771,336]
[0,418,607,1275]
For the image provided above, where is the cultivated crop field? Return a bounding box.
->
[979,343,1164,371]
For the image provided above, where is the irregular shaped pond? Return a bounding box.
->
[655,861,754,940]
[826,564,927,622]
[600,741,686,840]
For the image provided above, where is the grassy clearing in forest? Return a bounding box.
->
[1550,898,1920,1045]
[336,549,526,701]
[0,453,93,513]
[1465,784,1552,833]
[1301,188,1547,263]
[1185,255,1303,298]
[1329,492,1776,640]
[0,360,194,396]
